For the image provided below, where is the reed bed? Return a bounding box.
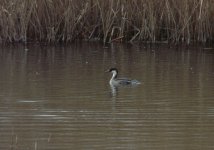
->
[0,0,213,44]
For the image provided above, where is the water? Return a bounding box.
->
[0,43,214,150]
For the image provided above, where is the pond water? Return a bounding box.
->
[0,43,214,150]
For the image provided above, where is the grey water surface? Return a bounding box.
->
[0,43,214,150]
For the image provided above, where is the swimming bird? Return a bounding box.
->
[106,68,141,86]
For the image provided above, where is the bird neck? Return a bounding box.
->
[110,71,117,83]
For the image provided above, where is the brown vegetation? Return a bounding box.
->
[0,0,213,44]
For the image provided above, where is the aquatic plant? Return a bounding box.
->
[0,0,213,44]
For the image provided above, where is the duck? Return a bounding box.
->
[106,68,141,86]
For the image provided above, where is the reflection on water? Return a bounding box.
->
[110,84,118,97]
[0,43,214,149]
[109,83,141,98]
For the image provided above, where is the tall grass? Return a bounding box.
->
[0,0,213,44]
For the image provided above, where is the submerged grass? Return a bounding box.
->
[0,0,214,44]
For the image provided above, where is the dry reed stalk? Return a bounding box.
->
[96,0,120,44]
[0,0,214,44]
